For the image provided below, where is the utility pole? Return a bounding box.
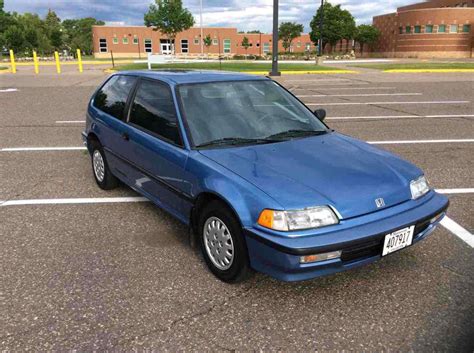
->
[269,0,280,76]
[318,0,324,56]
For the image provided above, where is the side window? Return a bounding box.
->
[129,80,182,146]
[93,75,137,120]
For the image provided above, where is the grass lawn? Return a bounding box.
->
[352,62,474,70]
[114,62,342,72]
[0,66,8,71]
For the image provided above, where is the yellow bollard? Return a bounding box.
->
[9,49,16,73]
[76,49,83,73]
[54,51,61,74]
[33,51,39,74]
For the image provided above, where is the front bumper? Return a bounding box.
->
[244,191,449,282]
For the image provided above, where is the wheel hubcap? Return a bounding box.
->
[93,150,105,182]
[203,217,234,270]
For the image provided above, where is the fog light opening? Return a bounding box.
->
[300,250,342,264]
[430,213,444,224]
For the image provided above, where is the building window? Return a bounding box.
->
[144,39,152,53]
[263,42,270,54]
[212,38,218,45]
[450,24,458,33]
[405,26,411,34]
[305,42,311,51]
[425,25,433,33]
[462,24,471,33]
[99,38,107,53]
[133,37,139,45]
[194,38,200,45]
[113,37,118,44]
[399,27,403,34]
[414,25,421,33]
[181,39,189,53]
[123,37,129,44]
[296,41,301,48]
[223,39,231,53]
[438,24,446,33]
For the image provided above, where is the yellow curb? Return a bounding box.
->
[6,60,136,67]
[245,70,358,75]
[385,69,474,73]
[104,69,117,73]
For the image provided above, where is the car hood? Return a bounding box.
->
[199,132,422,219]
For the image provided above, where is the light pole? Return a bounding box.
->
[269,0,280,76]
[200,0,204,56]
[318,0,324,56]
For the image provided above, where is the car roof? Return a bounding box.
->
[117,69,269,85]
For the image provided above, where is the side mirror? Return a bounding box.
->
[314,109,326,122]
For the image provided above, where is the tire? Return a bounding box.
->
[90,140,119,190]
[198,201,251,283]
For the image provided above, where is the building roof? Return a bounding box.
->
[118,70,268,85]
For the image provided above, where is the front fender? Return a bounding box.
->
[186,151,283,227]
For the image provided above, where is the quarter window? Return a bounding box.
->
[463,24,471,33]
[399,27,403,34]
[133,37,139,45]
[123,37,129,44]
[438,24,446,33]
[450,24,458,33]
[212,38,218,45]
[99,38,107,52]
[129,80,181,146]
[93,75,137,120]
[194,38,200,45]
[181,39,189,53]
[405,26,411,34]
[425,25,433,33]
[223,39,231,53]
[414,25,421,33]
[144,39,152,53]
[113,37,118,44]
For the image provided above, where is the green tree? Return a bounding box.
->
[309,2,355,53]
[144,0,194,54]
[247,30,261,34]
[241,36,250,58]
[63,18,104,55]
[354,24,380,55]
[278,22,304,52]
[44,10,63,49]
[203,34,212,57]
[3,25,25,52]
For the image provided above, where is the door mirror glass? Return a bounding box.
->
[314,109,326,122]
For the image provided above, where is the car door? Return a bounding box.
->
[90,75,140,184]
[123,78,190,221]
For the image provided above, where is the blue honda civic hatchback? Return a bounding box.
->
[82,70,449,282]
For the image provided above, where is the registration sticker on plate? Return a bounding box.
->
[382,225,415,256]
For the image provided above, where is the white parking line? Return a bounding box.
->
[321,87,397,91]
[440,216,474,248]
[437,188,474,194]
[327,114,474,120]
[0,88,18,93]
[55,120,85,124]
[0,197,148,207]
[298,93,422,98]
[0,147,87,152]
[306,101,470,106]
[368,139,474,145]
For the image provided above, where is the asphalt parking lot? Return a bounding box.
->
[1,67,473,351]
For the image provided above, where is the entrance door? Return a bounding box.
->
[160,40,172,54]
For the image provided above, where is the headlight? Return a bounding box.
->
[257,206,339,231]
[410,175,430,199]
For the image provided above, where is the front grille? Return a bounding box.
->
[340,218,434,263]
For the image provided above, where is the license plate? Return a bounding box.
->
[382,225,415,256]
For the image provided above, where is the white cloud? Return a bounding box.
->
[5,0,417,31]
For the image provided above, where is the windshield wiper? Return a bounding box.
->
[266,129,328,140]
[196,137,279,148]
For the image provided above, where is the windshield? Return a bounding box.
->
[177,80,328,147]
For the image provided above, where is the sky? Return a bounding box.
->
[5,0,418,32]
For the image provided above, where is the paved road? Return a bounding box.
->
[0,69,473,351]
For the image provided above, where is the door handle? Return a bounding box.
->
[121,132,130,141]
